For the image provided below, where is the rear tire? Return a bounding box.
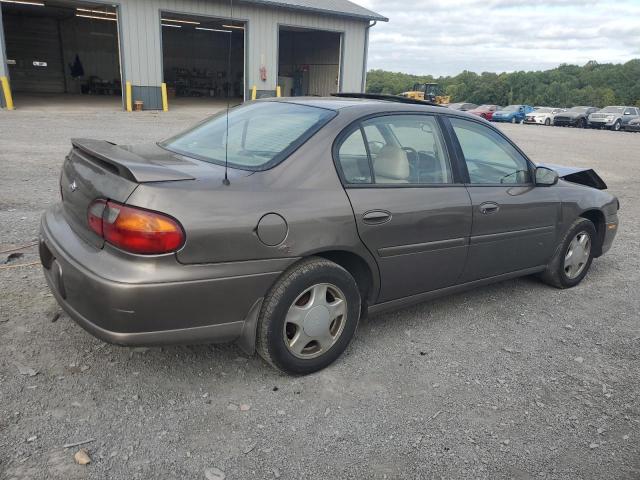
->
[539,218,597,289]
[511,117,517,124]
[256,257,361,375]
[545,118,551,126]
[612,120,622,131]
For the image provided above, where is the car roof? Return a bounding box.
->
[261,96,450,115]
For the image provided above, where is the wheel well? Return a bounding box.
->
[314,251,375,307]
[580,209,605,256]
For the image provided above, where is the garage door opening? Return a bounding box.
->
[161,13,245,110]
[278,27,342,98]
[1,0,122,111]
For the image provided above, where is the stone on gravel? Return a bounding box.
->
[16,365,38,377]
[240,404,251,411]
[74,449,92,465]
[574,356,584,363]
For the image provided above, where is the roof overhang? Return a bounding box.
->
[236,0,388,22]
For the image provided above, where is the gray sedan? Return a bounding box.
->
[40,96,620,374]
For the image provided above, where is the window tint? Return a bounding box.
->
[450,117,531,184]
[365,115,452,184]
[161,102,335,171]
[336,129,372,184]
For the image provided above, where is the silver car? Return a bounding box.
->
[588,106,640,131]
[40,95,620,374]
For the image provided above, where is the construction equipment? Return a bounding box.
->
[400,83,450,105]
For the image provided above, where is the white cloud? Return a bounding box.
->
[358,0,640,75]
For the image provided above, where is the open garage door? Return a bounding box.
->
[278,27,342,97]
[1,0,122,110]
[161,12,245,110]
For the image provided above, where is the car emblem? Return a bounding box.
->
[70,180,77,192]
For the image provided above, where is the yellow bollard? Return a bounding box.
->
[276,85,281,98]
[161,83,169,112]
[251,85,257,101]
[1,76,15,110]
[125,81,132,112]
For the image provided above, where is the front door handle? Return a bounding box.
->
[480,203,500,215]
[362,210,392,224]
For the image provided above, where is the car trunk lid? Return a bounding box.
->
[61,139,196,248]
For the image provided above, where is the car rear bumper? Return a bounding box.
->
[40,204,292,346]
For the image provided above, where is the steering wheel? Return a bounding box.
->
[402,146,418,160]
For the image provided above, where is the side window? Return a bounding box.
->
[364,115,452,185]
[624,108,634,115]
[336,128,372,184]
[450,117,532,185]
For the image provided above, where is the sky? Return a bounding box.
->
[357,0,640,76]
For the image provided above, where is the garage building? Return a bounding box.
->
[0,0,386,110]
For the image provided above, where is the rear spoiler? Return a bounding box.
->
[537,162,608,190]
[71,138,195,183]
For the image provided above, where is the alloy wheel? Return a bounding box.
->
[283,283,347,359]
[564,232,591,279]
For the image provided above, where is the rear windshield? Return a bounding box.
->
[502,105,519,111]
[160,102,336,171]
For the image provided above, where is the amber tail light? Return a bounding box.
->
[87,200,185,255]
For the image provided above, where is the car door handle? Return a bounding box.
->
[362,210,392,224]
[480,203,500,215]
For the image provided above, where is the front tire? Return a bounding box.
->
[256,257,361,375]
[540,219,597,289]
[545,118,551,126]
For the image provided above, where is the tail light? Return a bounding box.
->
[87,200,185,254]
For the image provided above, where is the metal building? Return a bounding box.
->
[0,0,386,111]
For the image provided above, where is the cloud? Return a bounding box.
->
[357,0,640,75]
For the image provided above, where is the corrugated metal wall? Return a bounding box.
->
[117,0,368,97]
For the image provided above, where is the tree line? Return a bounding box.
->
[365,60,640,108]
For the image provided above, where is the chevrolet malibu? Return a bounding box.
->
[40,96,620,375]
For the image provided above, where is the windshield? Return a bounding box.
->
[160,102,336,171]
[502,105,519,112]
[569,106,589,113]
[600,106,624,113]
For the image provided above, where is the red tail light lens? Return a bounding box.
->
[87,200,185,255]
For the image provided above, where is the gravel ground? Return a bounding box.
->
[1,108,639,480]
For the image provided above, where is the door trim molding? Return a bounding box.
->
[378,237,467,258]
[470,225,555,245]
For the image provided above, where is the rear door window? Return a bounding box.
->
[336,115,453,185]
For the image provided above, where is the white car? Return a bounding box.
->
[524,107,565,126]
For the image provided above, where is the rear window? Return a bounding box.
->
[160,102,336,171]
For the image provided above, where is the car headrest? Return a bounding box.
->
[374,145,410,180]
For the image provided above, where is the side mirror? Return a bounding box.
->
[536,166,559,187]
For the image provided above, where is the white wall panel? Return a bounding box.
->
[118,0,368,95]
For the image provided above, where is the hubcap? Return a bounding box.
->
[283,284,347,359]
[564,231,591,279]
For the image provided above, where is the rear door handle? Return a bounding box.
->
[480,203,500,215]
[362,210,392,224]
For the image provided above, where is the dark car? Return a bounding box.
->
[468,104,502,121]
[622,117,640,132]
[40,96,620,375]
[589,106,640,131]
[448,102,478,111]
[553,106,599,128]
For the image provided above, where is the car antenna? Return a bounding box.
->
[222,0,234,186]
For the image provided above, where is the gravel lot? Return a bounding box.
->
[1,107,639,480]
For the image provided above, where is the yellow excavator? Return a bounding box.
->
[400,83,450,104]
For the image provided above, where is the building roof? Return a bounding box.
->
[239,0,388,22]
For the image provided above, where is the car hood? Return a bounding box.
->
[537,162,608,190]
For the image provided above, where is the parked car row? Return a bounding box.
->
[448,102,640,131]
